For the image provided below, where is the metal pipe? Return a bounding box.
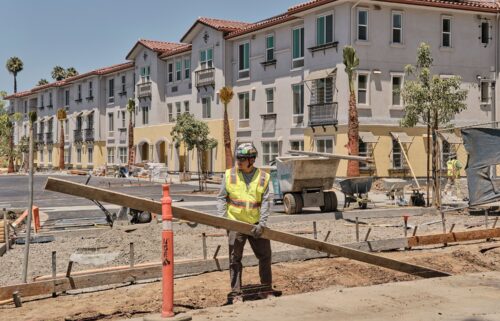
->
[22,117,35,283]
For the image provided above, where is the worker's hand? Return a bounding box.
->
[251,223,264,238]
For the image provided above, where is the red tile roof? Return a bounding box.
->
[226,13,298,39]
[159,44,192,59]
[4,62,134,99]
[137,40,188,54]
[197,17,253,32]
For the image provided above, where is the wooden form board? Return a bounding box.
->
[44,177,449,278]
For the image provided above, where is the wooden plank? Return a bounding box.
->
[343,238,409,252]
[408,228,500,247]
[44,177,449,278]
[0,249,326,301]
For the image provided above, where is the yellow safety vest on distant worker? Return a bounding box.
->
[447,159,461,178]
[225,167,270,224]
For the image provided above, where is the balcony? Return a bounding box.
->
[308,102,338,128]
[74,129,83,143]
[118,128,127,144]
[195,68,215,89]
[84,128,94,142]
[45,132,53,144]
[137,82,152,98]
[36,133,44,145]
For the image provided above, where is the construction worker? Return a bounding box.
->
[445,153,462,198]
[216,143,272,303]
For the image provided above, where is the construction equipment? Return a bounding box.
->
[339,177,373,209]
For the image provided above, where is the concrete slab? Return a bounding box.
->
[141,272,500,321]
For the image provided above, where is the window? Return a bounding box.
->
[202,97,211,118]
[175,60,182,81]
[121,75,126,93]
[290,140,304,151]
[266,34,274,62]
[119,147,128,164]
[262,141,279,165]
[184,58,191,79]
[359,139,370,169]
[24,101,27,114]
[238,42,250,79]
[108,113,114,131]
[317,13,334,45]
[200,48,213,69]
[107,147,115,164]
[76,116,82,130]
[238,92,250,124]
[315,78,334,103]
[265,88,274,113]
[481,81,490,104]
[142,106,149,125]
[140,66,151,82]
[77,84,82,100]
[357,73,368,105]
[65,119,69,136]
[392,139,404,169]
[316,137,333,153]
[65,90,70,106]
[441,16,451,48]
[108,79,115,102]
[39,151,44,163]
[391,75,403,106]
[481,21,490,45]
[88,81,93,97]
[41,95,44,107]
[77,148,82,163]
[292,84,304,125]
[168,63,173,83]
[357,9,368,41]
[88,147,93,164]
[48,149,52,163]
[292,26,304,68]
[175,102,182,117]
[64,148,70,164]
[184,101,190,113]
[49,92,53,106]
[391,12,403,44]
[121,111,126,128]
[167,103,173,122]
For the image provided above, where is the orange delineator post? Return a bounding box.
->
[161,184,174,318]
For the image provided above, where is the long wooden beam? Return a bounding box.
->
[44,177,449,278]
[408,228,500,247]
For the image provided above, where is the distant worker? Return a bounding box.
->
[216,143,272,303]
[445,153,462,198]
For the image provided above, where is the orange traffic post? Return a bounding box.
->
[161,184,174,318]
[32,206,40,233]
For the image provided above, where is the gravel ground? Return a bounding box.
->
[0,209,494,286]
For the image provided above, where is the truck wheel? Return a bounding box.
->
[294,193,304,213]
[329,192,338,211]
[320,192,338,212]
[284,193,298,215]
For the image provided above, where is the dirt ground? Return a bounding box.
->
[0,210,494,285]
[0,240,498,321]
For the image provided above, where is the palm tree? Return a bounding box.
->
[343,46,360,177]
[126,98,135,168]
[37,79,49,86]
[65,67,79,78]
[219,86,234,169]
[51,66,66,81]
[6,57,23,93]
[57,108,67,170]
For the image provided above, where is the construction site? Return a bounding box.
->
[0,136,499,321]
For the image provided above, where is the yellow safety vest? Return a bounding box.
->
[225,167,270,224]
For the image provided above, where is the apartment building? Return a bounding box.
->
[6,0,500,177]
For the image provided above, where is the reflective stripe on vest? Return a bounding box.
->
[225,167,270,224]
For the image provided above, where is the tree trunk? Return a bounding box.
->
[223,104,233,169]
[14,75,17,94]
[7,126,14,173]
[197,149,202,191]
[347,92,360,177]
[59,120,65,170]
[128,115,134,168]
[432,110,441,208]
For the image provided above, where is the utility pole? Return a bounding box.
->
[22,112,35,283]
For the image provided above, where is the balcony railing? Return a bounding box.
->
[195,68,215,89]
[74,129,83,143]
[36,133,44,144]
[308,102,338,127]
[137,82,152,98]
[118,128,127,144]
[85,128,94,142]
[45,132,53,144]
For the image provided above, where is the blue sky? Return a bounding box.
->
[0,0,300,94]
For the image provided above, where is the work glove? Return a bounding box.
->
[251,223,264,239]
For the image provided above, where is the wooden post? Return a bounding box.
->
[323,231,331,242]
[355,217,360,242]
[51,251,57,297]
[440,209,447,246]
[449,223,456,233]
[313,221,317,240]
[66,261,73,278]
[485,209,489,229]
[12,291,21,308]
[493,217,499,229]
[202,232,207,260]
[3,208,8,252]
[129,243,135,268]
[413,226,418,236]
[364,228,372,241]
[213,245,221,260]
